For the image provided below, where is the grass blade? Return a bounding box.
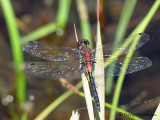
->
[0,0,26,104]
[94,0,105,119]
[152,103,160,120]
[82,73,95,120]
[105,0,137,95]
[110,1,160,120]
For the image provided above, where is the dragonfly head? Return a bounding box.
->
[78,39,89,48]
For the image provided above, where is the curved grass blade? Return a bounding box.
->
[34,82,83,120]
[21,0,71,43]
[0,0,26,104]
[105,0,137,95]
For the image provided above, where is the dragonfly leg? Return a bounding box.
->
[92,60,96,65]
[80,61,85,71]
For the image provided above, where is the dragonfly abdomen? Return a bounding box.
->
[88,71,100,112]
[85,62,92,72]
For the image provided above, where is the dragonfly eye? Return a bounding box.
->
[84,40,89,45]
[79,39,89,46]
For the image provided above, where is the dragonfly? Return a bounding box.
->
[23,33,152,112]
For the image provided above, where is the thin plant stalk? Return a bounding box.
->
[55,0,71,29]
[21,0,71,43]
[20,113,28,120]
[76,0,93,48]
[105,0,137,95]
[110,1,160,120]
[0,0,26,104]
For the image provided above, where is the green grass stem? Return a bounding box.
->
[105,0,137,95]
[21,22,58,44]
[0,0,26,104]
[34,82,83,120]
[55,0,71,29]
[110,1,160,120]
[20,113,28,120]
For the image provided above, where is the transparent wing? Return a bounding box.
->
[25,60,82,80]
[105,57,152,76]
[23,41,80,61]
[93,33,150,57]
